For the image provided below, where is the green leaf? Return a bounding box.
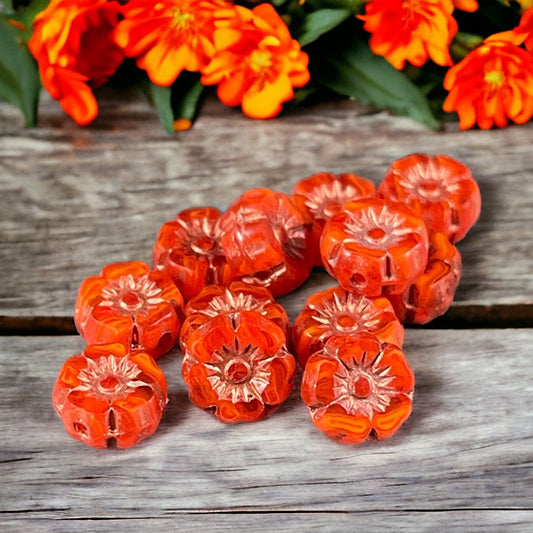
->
[313,38,439,129]
[298,9,353,46]
[306,0,363,11]
[0,1,14,16]
[147,83,175,134]
[145,72,205,134]
[171,71,204,126]
[8,0,50,42]
[0,18,41,126]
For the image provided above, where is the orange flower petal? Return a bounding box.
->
[360,0,456,69]
[241,74,293,119]
[443,41,533,129]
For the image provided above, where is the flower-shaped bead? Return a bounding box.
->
[153,207,233,301]
[52,343,168,448]
[180,281,290,350]
[378,153,481,243]
[75,261,184,359]
[182,311,296,423]
[301,334,414,445]
[218,188,312,297]
[291,172,376,266]
[320,197,429,297]
[385,232,462,324]
[292,286,404,368]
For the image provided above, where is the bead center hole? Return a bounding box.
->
[191,236,215,253]
[323,200,341,217]
[225,359,251,384]
[100,375,120,391]
[419,181,441,198]
[120,290,143,310]
[336,313,357,331]
[367,227,386,241]
[352,375,372,398]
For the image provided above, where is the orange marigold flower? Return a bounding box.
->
[115,0,232,87]
[487,7,533,53]
[452,0,478,12]
[200,4,310,119]
[443,41,533,129]
[28,0,123,125]
[359,0,457,70]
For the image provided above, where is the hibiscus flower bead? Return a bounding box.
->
[153,206,233,301]
[291,172,376,266]
[74,261,184,359]
[377,153,481,243]
[218,188,312,297]
[320,197,429,297]
[52,343,168,449]
[384,232,462,324]
[292,286,404,368]
[182,311,296,424]
[180,281,290,350]
[301,334,415,445]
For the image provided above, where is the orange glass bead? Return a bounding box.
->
[291,172,376,266]
[320,197,429,297]
[378,153,481,243]
[152,207,234,301]
[52,343,168,449]
[384,232,462,324]
[182,311,296,423]
[218,188,312,297]
[301,334,414,445]
[180,281,290,350]
[74,261,183,359]
[292,286,404,368]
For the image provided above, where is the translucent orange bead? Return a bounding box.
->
[180,281,290,350]
[385,232,462,324]
[182,311,296,424]
[320,197,429,297]
[301,334,414,445]
[291,172,376,266]
[152,207,234,301]
[218,188,312,297]
[74,261,184,359]
[52,343,168,449]
[292,286,404,368]
[378,153,481,243]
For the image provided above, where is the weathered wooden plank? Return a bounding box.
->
[1,93,533,319]
[2,511,532,533]
[0,330,531,526]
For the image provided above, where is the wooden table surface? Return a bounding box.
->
[1,92,532,532]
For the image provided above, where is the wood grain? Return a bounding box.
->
[2,512,533,533]
[1,94,533,321]
[1,330,532,531]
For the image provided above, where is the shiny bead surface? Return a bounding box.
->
[385,232,462,324]
[182,311,296,424]
[153,207,233,301]
[320,197,429,297]
[291,172,376,266]
[52,343,168,449]
[301,334,414,445]
[292,286,404,368]
[378,153,481,243]
[74,261,184,359]
[180,281,290,350]
[218,188,312,297]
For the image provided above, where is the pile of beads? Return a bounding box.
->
[52,153,481,448]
